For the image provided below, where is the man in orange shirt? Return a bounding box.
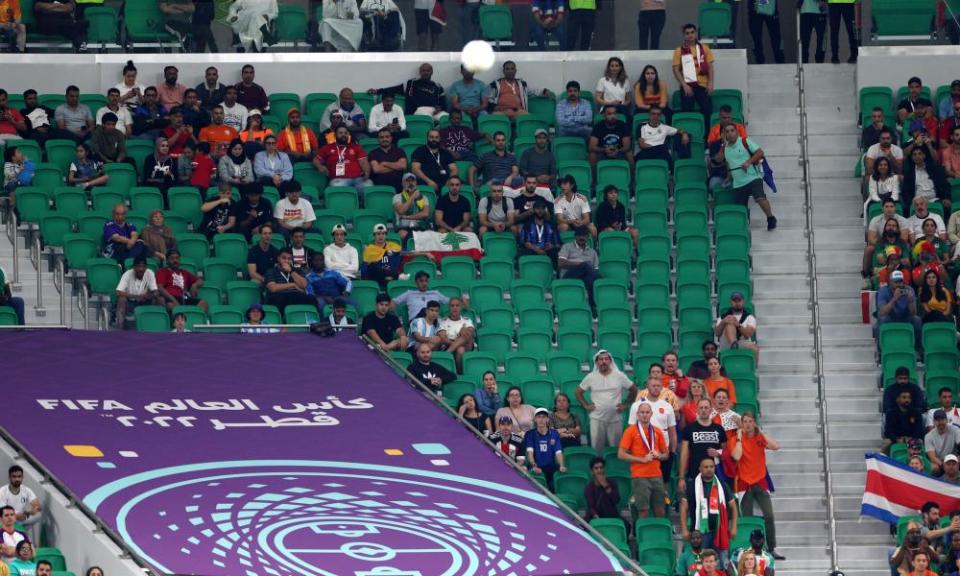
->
[198,104,238,159]
[277,108,319,164]
[730,411,783,560]
[706,105,747,145]
[0,0,26,53]
[618,402,668,518]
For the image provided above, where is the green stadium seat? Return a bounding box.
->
[479,4,514,46]
[598,231,633,262]
[872,0,935,39]
[518,255,555,290]
[521,377,555,409]
[39,214,73,249]
[517,326,553,358]
[479,303,514,333]
[123,2,176,46]
[208,304,244,330]
[52,187,86,215]
[698,2,733,42]
[558,160,593,192]
[32,163,63,190]
[505,351,540,380]
[673,112,705,143]
[213,233,250,271]
[134,305,170,332]
[635,159,669,190]
[596,160,630,193]
[637,328,672,356]
[102,162,136,190]
[879,322,915,352]
[7,139,42,165]
[554,137,589,163]
[721,348,757,378]
[172,305,207,329]
[482,232,518,261]
[84,258,121,296]
[731,516,766,551]
[477,327,512,363]
[597,304,632,333]
[925,350,959,374]
[225,280,261,310]
[44,139,77,175]
[90,189,124,213]
[565,446,598,473]
[440,256,476,288]
[293,162,328,192]
[518,305,554,335]
[515,116,548,140]
[284,303,321,328]
[636,304,671,333]
[62,233,99,271]
[554,471,590,509]
[635,517,673,548]
[528,95,557,127]
[598,257,631,287]
[921,322,956,352]
[462,351,499,382]
[557,326,592,362]
[711,89,744,118]
[15,189,51,224]
[551,278,587,309]
[558,305,593,334]
[85,6,119,48]
[202,257,240,292]
[548,353,582,385]
[129,187,164,212]
[597,328,632,361]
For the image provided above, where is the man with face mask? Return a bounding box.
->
[411,128,457,192]
[314,125,372,202]
[369,63,447,119]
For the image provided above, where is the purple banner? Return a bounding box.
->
[0,332,624,576]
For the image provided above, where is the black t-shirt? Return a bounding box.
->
[682,421,727,478]
[247,244,280,276]
[684,476,733,532]
[406,360,457,390]
[591,120,630,149]
[861,124,898,149]
[595,201,626,231]
[369,146,406,191]
[512,192,552,221]
[200,200,234,237]
[411,145,455,188]
[434,193,471,228]
[233,197,273,234]
[361,312,402,344]
[263,266,302,293]
[897,97,933,116]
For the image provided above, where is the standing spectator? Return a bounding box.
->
[439,109,486,162]
[324,224,359,279]
[748,0,785,64]
[475,371,502,422]
[519,130,556,189]
[369,129,407,191]
[412,128,457,191]
[449,66,490,127]
[438,297,475,372]
[679,398,727,492]
[554,175,596,237]
[798,0,827,63]
[672,24,714,133]
[55,86,93,143]
[367,92,408,139]
[633,65,670,119]
[313,125,372,202]
[677,530,708,576]
[595,57,631,114]
[620,401,668,518]
[0,0,25,53]
[235,64,269,113]
[319,88,366,136]
[718,123,778,230]
[33,0,87,52]
[628,376,679,485]
[565,0,595,49]
[589,105,633,168]
[362,292,407,350]
[393,173,432,242]
[827,0,857,63]
[408,343,455,392]
[496,386,537,434]
[531,0,565,50]
[680,458,738,570]
[637,0,666,49]
[925,409,960,475]
[277,109,319,164]
[0,467,39,546]
[196,67,226,111]
[518,201,561,264]
[489,415,526,463]
[680,381,707,427]
[413,0,442,51]
[253,135,294,187]
[525,408,567,491]
[576,350,638,454]
[477,180,515,236]
[114,257,160,329]
[199,184,237,240]
[274,180,317,237]
[156,250,207,313]
[556,80,593,139]
[883,389,926,453]
[584,457,621,521]
[264,249,316,313]
[434,176,473,233]
[200,105,239,159]
[246,222,279,285]
[731,412,784,560]
[371,63,447,119]
[157,66,187,110]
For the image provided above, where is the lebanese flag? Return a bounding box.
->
[407,230,483,266]
[427,0,447,25]
[862,453,960,524]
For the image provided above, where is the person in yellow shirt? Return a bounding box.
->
[0,0,25,53]
[672,23,715,133]
[363,223,403,289]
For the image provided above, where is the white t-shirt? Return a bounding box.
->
[368,103,406,133]
[907,212,946,238]
[638,122,678,148]
[554,193,591,222]
[112,82,147,109]
[627,397,677,448]
[868,213,910,236]
[0,485,37,516]
[222,102,249,132]
[116,269,157,296]
[439,315,474,340]
[914,168,937,202]
[865,143,904,161]
[926,406,960,428]
[595,77,629,105]
[1,529,25,563]
[95,106,133,130]
[323,243,360,278]
[579,370,632,422]
[715,309,757,341]
[711,408,741,432]
[274,198,317,227]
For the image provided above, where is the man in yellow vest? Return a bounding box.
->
[566,0,596,50]
[828,0,857,64]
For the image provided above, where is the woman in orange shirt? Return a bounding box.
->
[239,110,273,156]
[704,357,737,405]
[731,411,782,558]
[680,378,706,427]
[632,65,670,121]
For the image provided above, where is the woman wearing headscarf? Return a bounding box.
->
[139,209,177,263]
[219,139,255,186]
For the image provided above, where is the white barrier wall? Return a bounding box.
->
[856,46,960,114]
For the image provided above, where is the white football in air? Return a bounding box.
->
[461,40,496,73]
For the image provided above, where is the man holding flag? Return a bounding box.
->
[681,457,738,572]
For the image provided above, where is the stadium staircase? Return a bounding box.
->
[0,217,73,327]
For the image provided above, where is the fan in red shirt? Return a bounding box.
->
[908,550,938,576]
[155,250,208,313]
[313,125,368,180]
[697,549,728,576]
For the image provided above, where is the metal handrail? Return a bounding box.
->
[31,236,45,318]
[5,211,20,291]
[797,14,841,573]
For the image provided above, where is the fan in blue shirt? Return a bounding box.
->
[524,408,567,491]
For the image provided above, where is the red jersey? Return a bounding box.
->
[190,153,216,189]
[0,107,24,136]
[156,267,198,300]
[315,142,366,179]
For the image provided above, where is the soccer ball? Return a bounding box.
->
[461,40,496,74]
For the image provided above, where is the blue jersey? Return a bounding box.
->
[524,428,562,468]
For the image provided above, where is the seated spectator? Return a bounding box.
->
[67,143,108,190]
[358,0,404,51]
[324,224,359,279]
[874,217,914,271]
[449,66,490,126]
[559,228,599,307]
[327,297,350,332]
[715,292,758,356]
[131,87,169,141]
[550,392,582,449]
[367,92,408,139]
[883,389,926,453]
[475,371,502,420]
[276,109,319,164]
[319,88,366,136]
[676,530,708,576]
[903,121,940,161]
[531,1,565,50]
[589,105,633,167]
[434,176,473,233]
[412,129,457,191]
[408,299,443,352]
[196,66,226,111]
[511,175,555,230]
[944,454,960,485]
[103,204,145,263]
[371,63,447,119]
[458,393,491,434]
[264,248,315,313]
[672,23,714,133]
[865,157,900,210]
[519,129,556,189]
[864,199,912,278]
[314,125,371,201]
[555,80,593,139]
[619,401,668,518]
[595,185,638,246]
[862,107,898,150]
[33,0,88,53]
[731,529,779,572]
[199,105,238,159]
[393,173,432,242]
[156,65,187,110]
[469,131,519,188]
[926,387,960,429]
[139,210,176,263]
[177,140,215,189]
[940,80,960,119]
[0,2,25,53]
[219,138,255,187]
[114,256,160,329]
[939,99,960,150]
[518,200,561,264]
[883,366,926,414]
[274,180,316,237]
[315,0,362,52]
[0,505,25,564]
[160,0,216,52]
[220,86,247,134]
[319,110,350,145]
[439,109,486,162]
[891,523,938,576]
[907,196,947,241]
[903,149,951,214]
[305,251,352,309]
[9,540,35,576]
[238,110,272,156]
[241,303,280,334]
[199,183,237,240]
[246,222,279,284]
[525,408,567,491]
[163,109,197,156]
[288,228,314,273]
[898,77,934,126]
[942,127,960,179]
[707,105,748,146]
[21,89,74,144]
[688,339,724,380]
[143,137,177,195]
[54,85,93,143]
[489,415,525,462]
[633,65,671,120]
[438,297,474,371]
[554,175,597,237]
[0,264,25,325]
[2,146,32,198]
[115,61,146,111]
[156,250,207,313]
[719,123,777,230]
[368,128,406,191]
[707,137,729,194]
[636,105,689,164]
[234,183,272,239]
[363,224,403,288]
[488,61,550,119]
[913,239,950,288]
[362,292,408,350]
[496,386,537,435]
[0,467,40,545]
[253,135,293,187]
[926,409,960,475]
[392,270,450,320]
[477,179,515,236]
[234,64,269,113]
[595,57,632,115]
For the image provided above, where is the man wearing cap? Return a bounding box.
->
[883,367,926,414]
[619,401,668,518]
[315,125,372,202]
[434,176,473,234]
[875,269,923,350]
[559,226,600,308]
[925,387,960,430]
[367,92,408,139]
[715,292,758,354]
[477,180,516,236]
[525,407,566,491]
[324,224,359,279]
[320,110,350,145]
[412,128,458,192]
[362,292,407,351]
[274,180,317,237]
[518,200,561,265]
[883,388,925,453]
[732,529,777,573]
[392,271,450,321]
[393,173,432,243]
[156,250,208,313]
[407,342,456,392]
[253,134,294,187]
[277,109,319,164]
[576,350,638,454]
[519,129,557,189]
[468,131,520,189]
[943,454,960,485]
[925,409,960,475]
[490,416,526,462]
[369,128,407,192]
[362,224,404,288]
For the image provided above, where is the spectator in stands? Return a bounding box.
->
[234,183,272,240]
[161,0,217,52]
[798,0,827,63]
[264,248,315,313]
[439,110,485,163]
[319,88,366,136]
[873,236,911,290]
[927,387,960,429]
[363,224,403,288]
[67,143,108,191]
[33,0,87,52]
[164,109,197,156]
[939,80,960,119]
[178,136,214,187]
[253,135,293,187]
[477,179,515,236]
[864,200,911,278]
[103,204,145,263]
[327,298,350,332]
[594,182,637,244]
[589,104,632,168]
[393,172,432,241]
[862,107,898,150]
[412,128,457,190]
[732,531,776,574]
[490,415,525,462]
[827,0,856,63]
[143,138,177,196]
[131,87,169,141]
[719,124,778,230]
[8,540,34,576]
[114,256,160,329]
[903,149,951,215]
[220,86,248,134]
[941,127,960,179]
[512,175,555,228]
[324,224,359,279]
[475,371,502,421]
[627,376,678,486]
[0,505,24,564]
[943,454,960,485]
[672,23,714,133]
[556,80,593,139]
[412,0,442,51]
[470,131,519,188]
[559,227,600,308]
[903,122,939,161]
[157,249,207,313]
[89,113,126,165]
[907,197,947,241]
[518,200,561,265]
[925,409,960,475]
[21,89,74,144]
[0,467,39,546]
[550,392,581,449]
[368,129,406,191]
[633,65,670,120]
[434,176,473,233]
[392,271,450,321]
[246,222,279,284]
[314,125,372,201]
[438,297,474,372]
[525,408,567,491]
[408,299,443,353]
[0,0,25,53]
[676,530,707,575]
[679,398,727,492]
[883,389,926,453]
[584,457,620,521]
[1,146,31,199]
[636,105,689,165]
[198,183,236,240]
[865,157,900,209]
[688,340,723,380]
[531,0,565,50]
[891,524,939,576]
[898,78,934,126]
[115,61,146,111]
[276,109,319,165]
[519,130,556,189]
[576,349,637,454]
[368,92,408,139]
[216,139,253,188]
[458,393,491,434]
[565,0,596,49]
[0,265,24,325]
[939,101,960,150]
[877,270,923,351]
[918,269,952,323]
[372,63,447,120]
[54,85,93,143]
[37,560,54,576]
[554,175,596,237]
[747,0,785,64]
[140,210,175,263]
[909,551,939,576]
[449,66,490,126]
[715,292,758,356]
[288,227,316,271]
[156,66,187,110]
[274,180,316,237]
[195,67,226,111]
[497,386,537,434]
[238,110,271,155]
[710,388,740,435]
[707,105,747,148]
[662,351,691,399]
[235,64,269,113]
[593,57,632,115]
[943,532,960,575]
[731,413,783,560]
[241,303,280,334]
[199,105,238,159]
[316,0,362,52]
[680,458,738,570]
[489,61,549,120]
[882,366,925,414]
